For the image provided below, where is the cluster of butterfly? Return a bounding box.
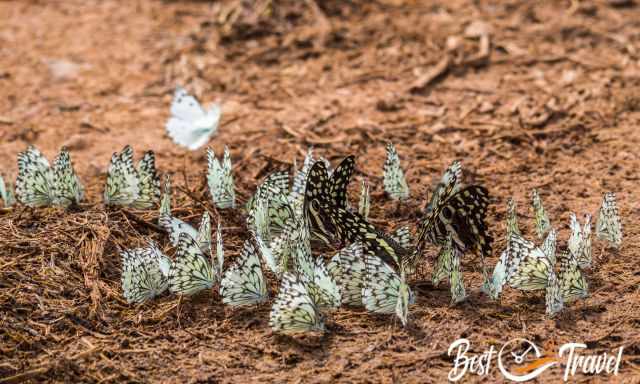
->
[2,140,624,333]
[6,146,85,208]
[482,190,622,316]
[3,144,235,211]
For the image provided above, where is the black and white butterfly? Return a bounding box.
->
[104,145,160,208]
[16,146,83,208]
[207,146,235,209]
[596,192,622,249]
[220,239,268,306]
[121,242,171,304]
[269,272,325,334]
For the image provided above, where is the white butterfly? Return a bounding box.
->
[431,236,466,304]
[289,148,315,206]
[121,242,171,304]
[504,233,553,291]
[358,179,370,219]
[545,270,564,317]
[220,239,268,306]
[269,272,325,334]
[596,192,622,249]
[568,213,583,258]
[449,247,466,304]
[215,221,224,281]
[166,86,221,150]
[362,254,415,327]
[383,142,410,200]
[557,249,588,303]
[158,176,211,251]
[531,189,551,239]
[104,145,160,208]
[482,249,507,300]
[51,147,84,207]
[568,213,593,268]
[540,228,557,266]
[0,174,16,207]
[327,242,366,307]
[506,197,521,240]
[579,214,592,268]
[302,257,341,311]
[15,146,56,207]
[207,146,235,209]
[168,232,216,295]
[16,146,84,208]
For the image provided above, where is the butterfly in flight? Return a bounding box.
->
[166,86,221,150]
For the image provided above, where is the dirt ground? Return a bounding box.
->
[1,0,639,382]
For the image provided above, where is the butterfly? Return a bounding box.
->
[220,239,268,306]
[383,142,410,200]
[326,242,366,307]
[545,270,564,317]
[506,197,521,240]
[482,249,508,300]
[132,150,161,209]
[289,148,315,207]
[568,213,583,259]
[504,233,552,291]
[303,156,356,245]
[215,221,225,281]
[358,179,370,219]
[0,174,16,207]
[168,233,216,295]
[531,189,551,239]
[51,148,84,207]
[362,253,415,327]
[540,228,557,266]
[207,146,235,209]
[269,272,325,334]
[557,249,588,303]
[166,86,221,150]
[431,235,466,303]
[245,171,290,214]
[16,146,57,207]
[158,176,211,251]
[104,146,160,208]
[579,214,592,269]
[121,242,171,304]
[596,192,622,249]
[448,242,466,304]
[414,161,492,274]
[302,257,341,310]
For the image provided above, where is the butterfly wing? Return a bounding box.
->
[132,151,160,209]
[383,143,409,200]
[121,245,169,303]
[269,273,324,333]
[220,240,268,306]
[303,257,341,310]
[545,270,564,317]
[596,192,622,249]
[168,233,215,295]
[362,253,405,314]
[505,234,552,291]
[358,180,370,219]
[16,146,56,207]
[532,189,551,239]
[328,242,366,307]
[52,147,84,207]
[104,145,139,206]
[558,250,588,303]
[329,155,356,209]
